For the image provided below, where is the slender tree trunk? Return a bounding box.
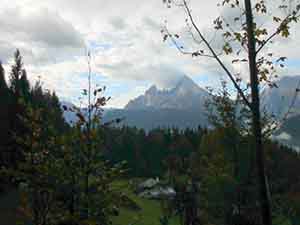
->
[233,132,241,213]
[85,170,89,218]
[84,52,92,219]
[70,173,75,215]
[244,1,272,225]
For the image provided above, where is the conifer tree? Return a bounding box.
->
[10,50,24,97]
[9,49,31,168]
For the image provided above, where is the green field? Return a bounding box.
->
[112,180,179,225]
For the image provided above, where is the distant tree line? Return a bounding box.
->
[102,126,207,177]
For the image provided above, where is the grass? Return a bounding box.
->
[111,179,179,225]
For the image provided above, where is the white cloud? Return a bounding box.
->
[1,0,300,107]
[0,8,83,47]
[0,6,84,64]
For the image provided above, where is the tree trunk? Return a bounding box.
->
[70,173,75,215]
[244,1,272,225]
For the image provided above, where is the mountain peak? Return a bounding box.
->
[173,75,202,95]
[125,75,209,110]
[145,85,158,95]
[177,75,197,87]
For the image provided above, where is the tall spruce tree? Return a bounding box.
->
[9,50,31,168]
[10,50,23,96]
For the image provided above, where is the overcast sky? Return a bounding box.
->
[1,0,300,108]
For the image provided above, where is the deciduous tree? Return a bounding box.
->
[162,1,300,224]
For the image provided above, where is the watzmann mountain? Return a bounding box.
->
[104,75,211,130]
[125,75,210,110]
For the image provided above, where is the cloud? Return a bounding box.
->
[0,41,16,63]
[1,0,300,107]
[110,17,128,30]
[0,6,84,64]
[10,8,82,48]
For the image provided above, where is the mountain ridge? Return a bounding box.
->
[125,75,210,111]
[62,75,300,149]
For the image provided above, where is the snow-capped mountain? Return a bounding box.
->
[126,75,210,110]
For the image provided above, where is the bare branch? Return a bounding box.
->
[262,78,300,136]
[186,23,204,45]
[280,79,300,123]
[256,12,300,55]
[185,20,223,56]
[256,29,280,55]
[164,27,217,58]
[182,0,252,109]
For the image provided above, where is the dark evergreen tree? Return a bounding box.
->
[0,62,11,167]
[8,49,31,168]
[19,69,31,102]
[30,81,68,134]
[10,50,24,97]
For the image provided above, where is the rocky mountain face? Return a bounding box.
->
[104,75,211,130]
[125,75,209,111]
[62,75,300,150]
[62,76,209,130]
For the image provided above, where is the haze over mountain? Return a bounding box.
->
[273,114,300,151]
[62,75,300,149]
[263,75,300,117]
[260,76,300,150]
